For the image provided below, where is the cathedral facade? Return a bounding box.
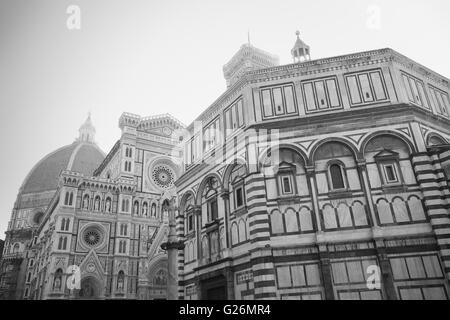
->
[0,113,184,300]
[173,35,450,300]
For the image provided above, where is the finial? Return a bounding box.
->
[296,30,300,38]
[247,30,251,45]
[79,111,96,143]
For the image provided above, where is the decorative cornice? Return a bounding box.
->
[185,48,449,131]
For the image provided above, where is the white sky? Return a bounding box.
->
[0,0,449,237]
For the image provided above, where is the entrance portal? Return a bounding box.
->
[201,276,227,300]
[77,277,102,300]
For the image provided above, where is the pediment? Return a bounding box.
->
[79,249,105,279]
[374,148,399,159]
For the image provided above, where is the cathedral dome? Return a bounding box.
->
[20,142,105,194]
[19,115,105,195]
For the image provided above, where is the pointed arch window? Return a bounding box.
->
[120,224,128,236]
[58,236,68,250]
[12,243,20,254]
[121,199,130,212]
[118,240,127,254]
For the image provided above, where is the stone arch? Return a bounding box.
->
[222,156,247,188]
[310,137,360,164]
[195,173,223,206]
[426,132,449,147]
[147,253,168,299]
[179,190,196,213]
[77,276,103,300]
[258,143,309,169]
[360,130,416,155]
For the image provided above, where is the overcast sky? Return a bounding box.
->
[0,0,449,237]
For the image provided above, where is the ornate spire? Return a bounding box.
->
[291,30,310,63]
[78,112,96,143]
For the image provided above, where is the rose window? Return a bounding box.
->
[151,165,175,189]
[83,227,102,247]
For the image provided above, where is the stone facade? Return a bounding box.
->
[0,113,184,300]
[174,37,450,300]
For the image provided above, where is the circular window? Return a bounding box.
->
[82,226,103,247]
[151,164,175,189]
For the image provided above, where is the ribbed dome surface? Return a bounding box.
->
[20,142,105,194]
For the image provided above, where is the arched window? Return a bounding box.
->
[60,218,66,231]
[120,224,128,236]
[53,269,63,291]
[329,163,346,190]
[122,199,129,212]
[64,192,70,205]
[202,177,219,223]
[428,135,447,146]
[117,271,124,291]
[58,236,68,250]
[227,164,247,210]
[314,142,356,192]
[183,193,195,233]
[12,243,20,254]
[69,192,74,206]
[151,203,156,217]
[65,218,70,231]
[118,240,126,254]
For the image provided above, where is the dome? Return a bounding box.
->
[20,142,105,195]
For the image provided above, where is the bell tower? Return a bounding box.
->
[291,30,311,63]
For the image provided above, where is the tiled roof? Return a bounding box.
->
[20,142,105,194]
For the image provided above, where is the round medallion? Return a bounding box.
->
[162,127,172,136]
[86,262,96,273]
